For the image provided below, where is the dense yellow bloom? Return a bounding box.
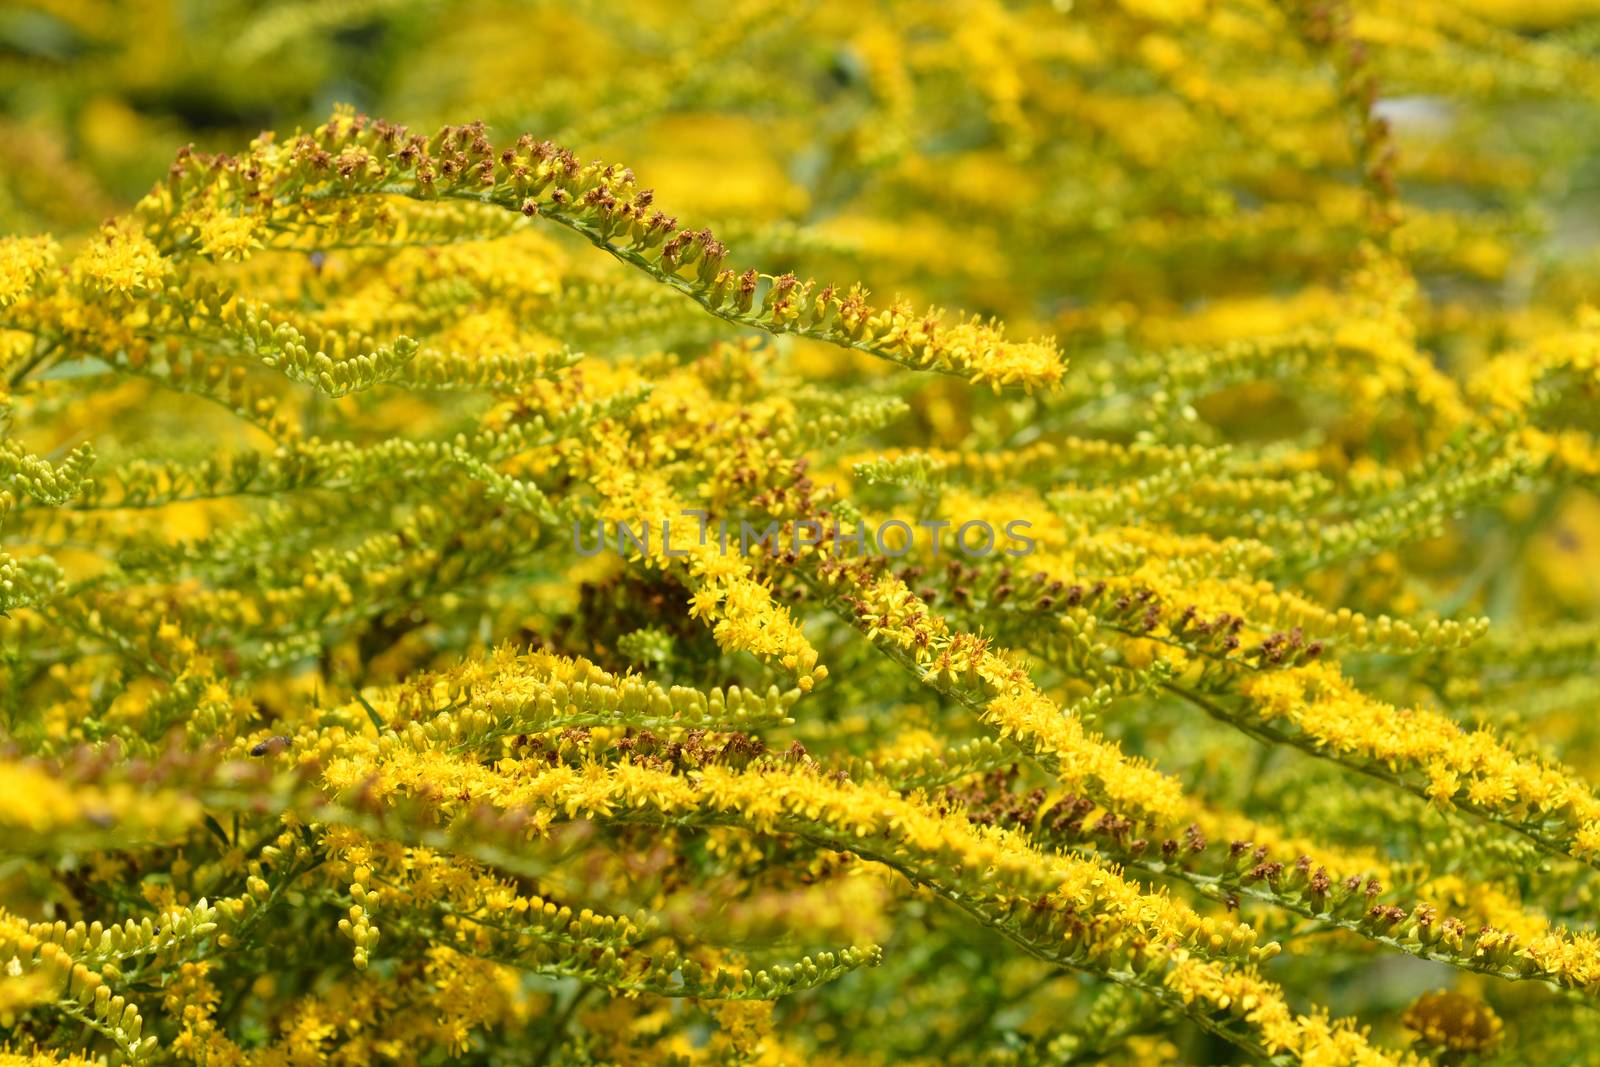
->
[0,237,57,308]
[5,0,1600,1064]
[71,224,168,296]
[194,214,265,262]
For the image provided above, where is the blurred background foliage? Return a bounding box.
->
[7,0,1600,322]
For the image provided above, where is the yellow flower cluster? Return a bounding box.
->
[0,237,57,309]
[71,224,169,297]
[1243,663,1600,863]
[194,214,265,263]
[819,566,1186,825]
